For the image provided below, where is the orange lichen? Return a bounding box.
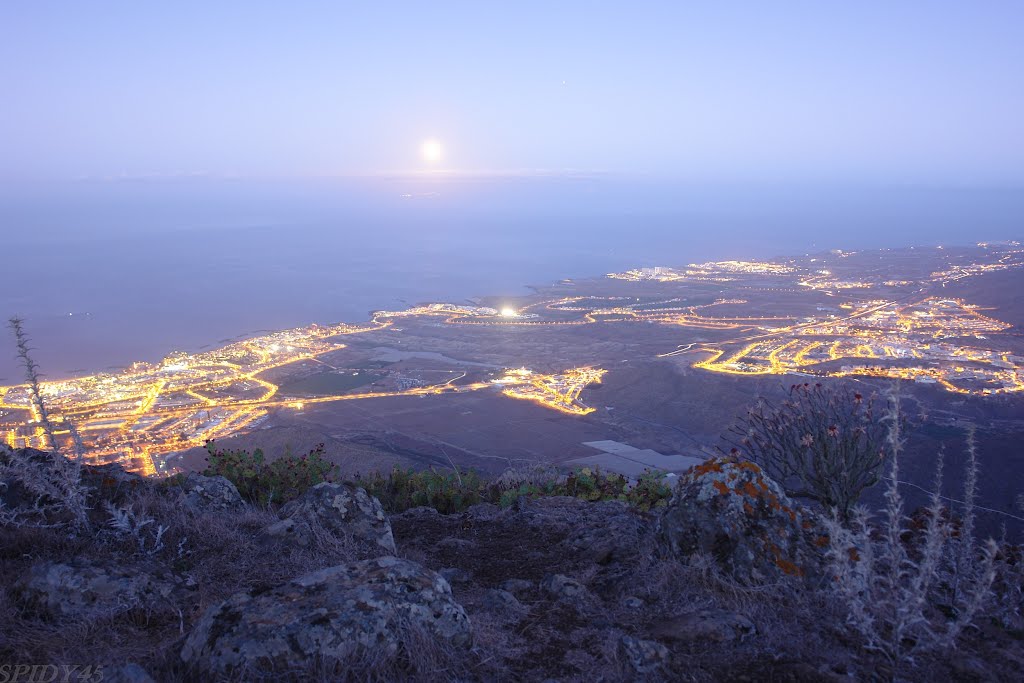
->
[775,557,804,576]
[815,535,830,547]
[741,482,761,498]
[767,542,805,576]
[692,460,726,477]
[736,461,762,474]
[712,480,730,495]
[743,501,754,516]
[848,547,860,562]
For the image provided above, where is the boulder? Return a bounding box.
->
[619,635,670,674]
[180,556,471,675]
[621,596,644,610]
[483,588,523,611]
[271,482,395,553]
[439,567,472,585]
[17,560,190,619]
[650,608,756,643]
[499,578,533,596]
[79,461,146,504]
[437,536,477,552]
[466,502,501,521]
[541,574,587,601]
[558,500,645,565]
[176,473,242,512]
[259,517,313,546]
[657,459,824,583]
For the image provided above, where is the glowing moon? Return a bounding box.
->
[421,139,443,163]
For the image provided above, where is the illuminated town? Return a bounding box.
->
[681,297,1023,394]
[1,242,1022,474]
[0,312,604,474]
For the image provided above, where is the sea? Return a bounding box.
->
[2,176,1022,383]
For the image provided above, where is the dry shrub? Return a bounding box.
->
[724,382,889,520]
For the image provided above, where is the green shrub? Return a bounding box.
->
[625,469,673,511]
[504,467,672,511]
[202,441,335,506]
[357,466,486,514]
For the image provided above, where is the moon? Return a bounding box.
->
[421,139,443,163]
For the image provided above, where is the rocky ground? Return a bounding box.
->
[1,449,1022,682]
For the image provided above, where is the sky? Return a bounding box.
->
[2,1,1024,185]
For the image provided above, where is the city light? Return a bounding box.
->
[2,244,1021,475]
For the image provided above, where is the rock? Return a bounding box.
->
[657,458,824,584]
[177,473,242,511]
[483,588,523,611]
[80,461,146,504]
[392,506,439,525]
[622,596,644,610]
[100,663,155,683]
[558,500,645,565]
[2,449,144,515]
[437,536,477,551]
[619,635,670,674]
[466,502,501,520]
[950,655,994,681]
[18,560,190,618]
[180,556,471,675]
[651,608,756,643]
[273,482,395,553]
[499,578,533,596]
[541,574,587,600]
[259,517,313,547]
[439,567,472,584]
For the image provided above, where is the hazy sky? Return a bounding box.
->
[2,1,1023,184]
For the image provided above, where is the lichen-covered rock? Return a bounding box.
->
[657,458,824,583]
[17,560,191,618]
[619,635,670,674]
[272,482,396,553]
[180,556,471,675]
[650,608,756,643]
[177,473,242,511]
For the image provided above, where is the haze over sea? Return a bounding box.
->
[2,176,1022,383]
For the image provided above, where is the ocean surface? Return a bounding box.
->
[2,177,1021,382]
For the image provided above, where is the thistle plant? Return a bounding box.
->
[0,317,90,529]
[823,389,999,671]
